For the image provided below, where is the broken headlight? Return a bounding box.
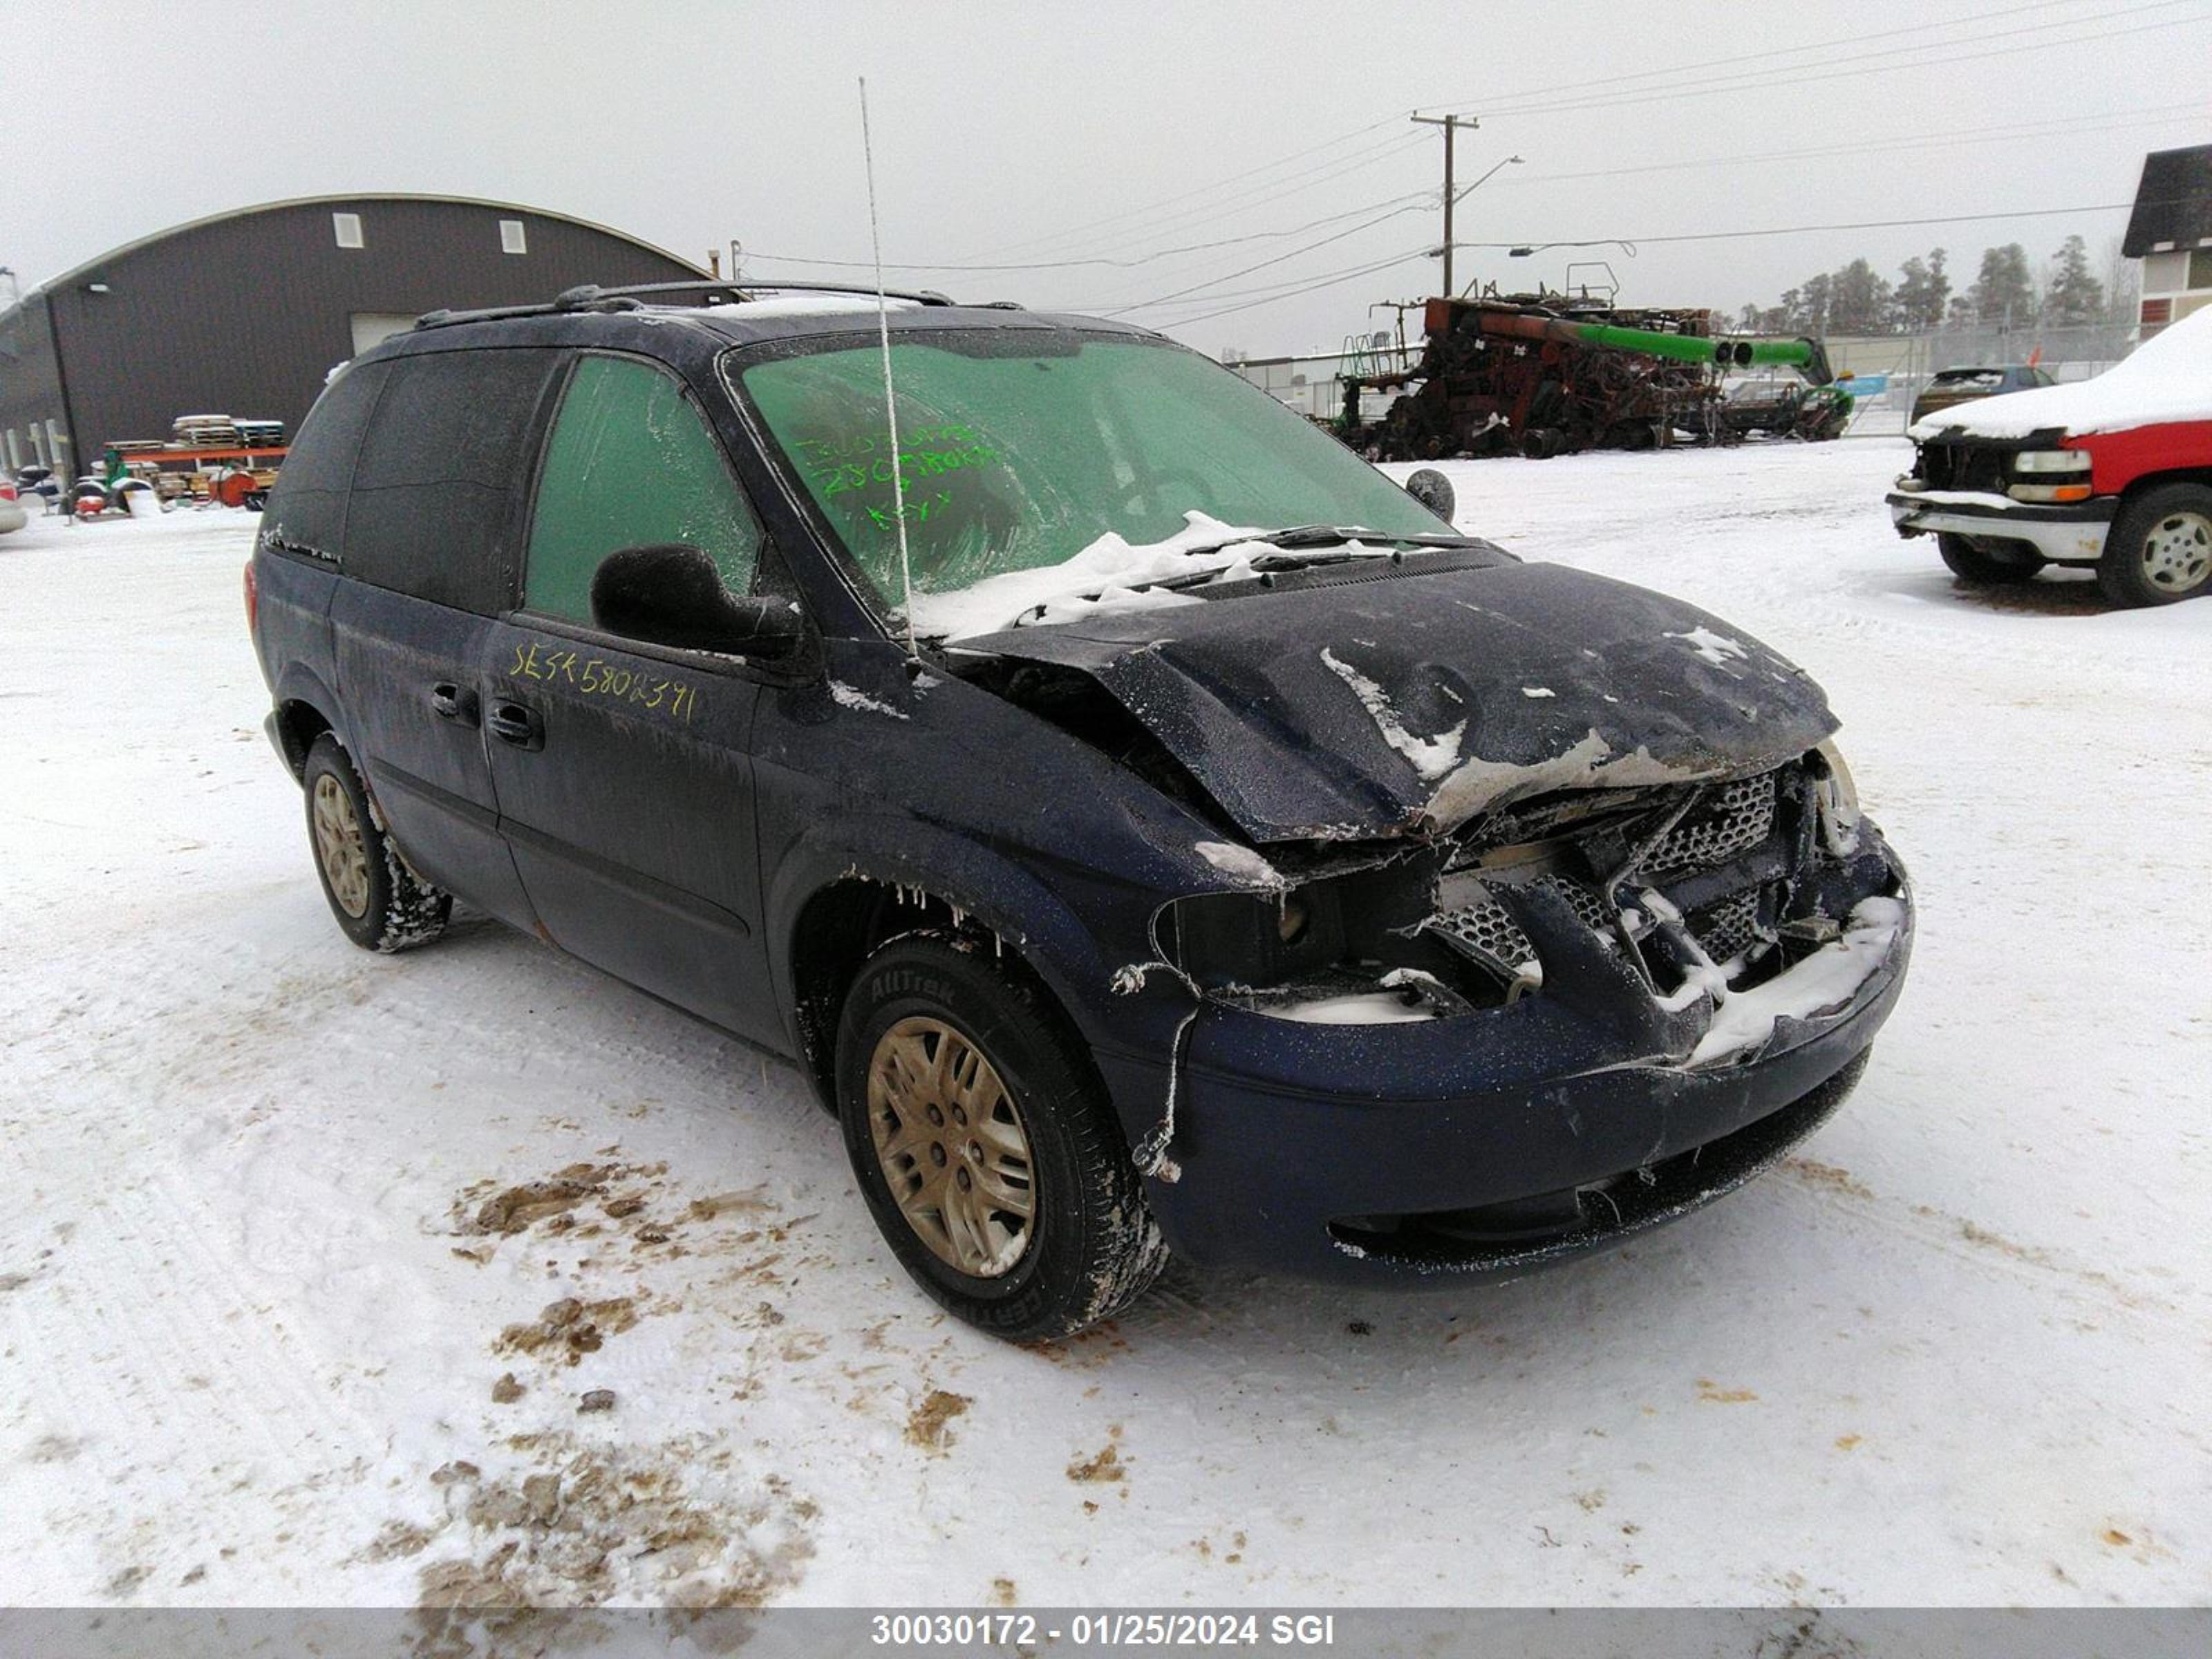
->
[1166,883,1347,990]
[1810,739,1861,857]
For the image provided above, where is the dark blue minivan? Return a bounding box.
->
[249,283,1912,1338]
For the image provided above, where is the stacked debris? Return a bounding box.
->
[171,413,241,447]
[1340,294,1842,460]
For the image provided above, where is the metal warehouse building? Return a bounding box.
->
[0,193,705,481]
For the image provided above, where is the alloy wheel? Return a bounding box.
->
[866,1015,1036,1277]
[311,773,372,919]
[2139,509,2212,593]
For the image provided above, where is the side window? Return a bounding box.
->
[523,356,763,628]
[261,358,390,561]
[346,348,560,612]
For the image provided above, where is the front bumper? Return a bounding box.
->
[1886,487,2114,563]
[1101,872,1912,1282]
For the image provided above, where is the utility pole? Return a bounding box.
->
[1410,113,1474,298]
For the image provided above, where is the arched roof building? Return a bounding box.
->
[0,194,705,479]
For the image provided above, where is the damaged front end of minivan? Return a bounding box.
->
[950,557,1913,1281]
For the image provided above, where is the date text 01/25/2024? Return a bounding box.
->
[870,1612,1338,1649]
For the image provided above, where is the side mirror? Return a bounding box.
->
[589,543,808,658]
[1403,467,1456,521]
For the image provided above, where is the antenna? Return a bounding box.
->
[859,77,919,663]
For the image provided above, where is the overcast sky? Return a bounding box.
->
[3,0,2205,357]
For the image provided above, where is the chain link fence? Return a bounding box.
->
[1828,320,2138,437]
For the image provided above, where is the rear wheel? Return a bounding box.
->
[835,935,1166,1340]
[1937,532,2043,585]
[2097,484,2212,607]
[301,734,450,952]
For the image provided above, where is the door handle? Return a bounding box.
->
[486,700,544,750]
[429,682,480,726]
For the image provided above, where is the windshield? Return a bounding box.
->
[732,330,1450,635]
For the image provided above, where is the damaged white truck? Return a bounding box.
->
[250,283,1913,1339]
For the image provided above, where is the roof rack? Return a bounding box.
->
[559,279,959,309]
[413,278,964,333]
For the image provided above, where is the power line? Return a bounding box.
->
[1147,250,1436,332]
[1066,243,1438,316]
[1051,131,1428,258]
[1483,103,2205,192]
[991,0,2128,270]
[973,115,1404,259]
[742,97,2192,281]
[729,3,2202,326]
[1427,3,2211,123]
[1102,194,1442,317]
[984,128,1429,268]
[1156,199,2179,337]
[738,100,2192,304]
[1451,200,2153,255]
[740,189,1433,274]
[1412,0,2122,115]
[973,1,2123,268]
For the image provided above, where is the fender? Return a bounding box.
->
[267,662,351,776]
[765,811,1179,1067]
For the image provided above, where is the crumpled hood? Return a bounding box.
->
[953,559,1837,844]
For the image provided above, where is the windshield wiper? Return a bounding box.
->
[1002,525,1495,628]
[1020,544,1448,622]
[1141,550,1378,593]
[1170,523,1485,561]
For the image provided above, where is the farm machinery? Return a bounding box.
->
[1339,294,1850,460]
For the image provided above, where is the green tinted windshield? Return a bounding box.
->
[735,331,1446,616]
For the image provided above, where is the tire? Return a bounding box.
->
[834,934,1167,1340]
[301,733,451,953]
[1937,532,2044,585]
[2097,483,2212,608]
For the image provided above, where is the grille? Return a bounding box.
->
[1649,771,1778,875]
[1687,888,1764,965]
[1919,440,2007,494]
[1432,874,1614,975]
[1432,765,1788,982]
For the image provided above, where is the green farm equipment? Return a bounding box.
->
[1340,294,1848,460]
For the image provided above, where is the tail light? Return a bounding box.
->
[0,482,16,502]
[243,559,259,630]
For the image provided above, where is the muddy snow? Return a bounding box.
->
[2,437,2206,1607]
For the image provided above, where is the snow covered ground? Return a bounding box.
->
[2,438,2206,1609]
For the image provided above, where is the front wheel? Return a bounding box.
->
[2097,484,2212,607]
[1938,532,2043,585]
[835,935,1166,1340]
[301,734,451,952]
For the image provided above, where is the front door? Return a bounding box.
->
[483,352,780,1047]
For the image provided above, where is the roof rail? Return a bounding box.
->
[412,301,564,330]
[557,279,958,309]
[413,278,964,334]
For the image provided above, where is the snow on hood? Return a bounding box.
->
[1908,306,2212,440]
[954,559,1836,844]
[906,512,1396,641]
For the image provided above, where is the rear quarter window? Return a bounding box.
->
[344,348,561,612]
[261,359,391,562]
